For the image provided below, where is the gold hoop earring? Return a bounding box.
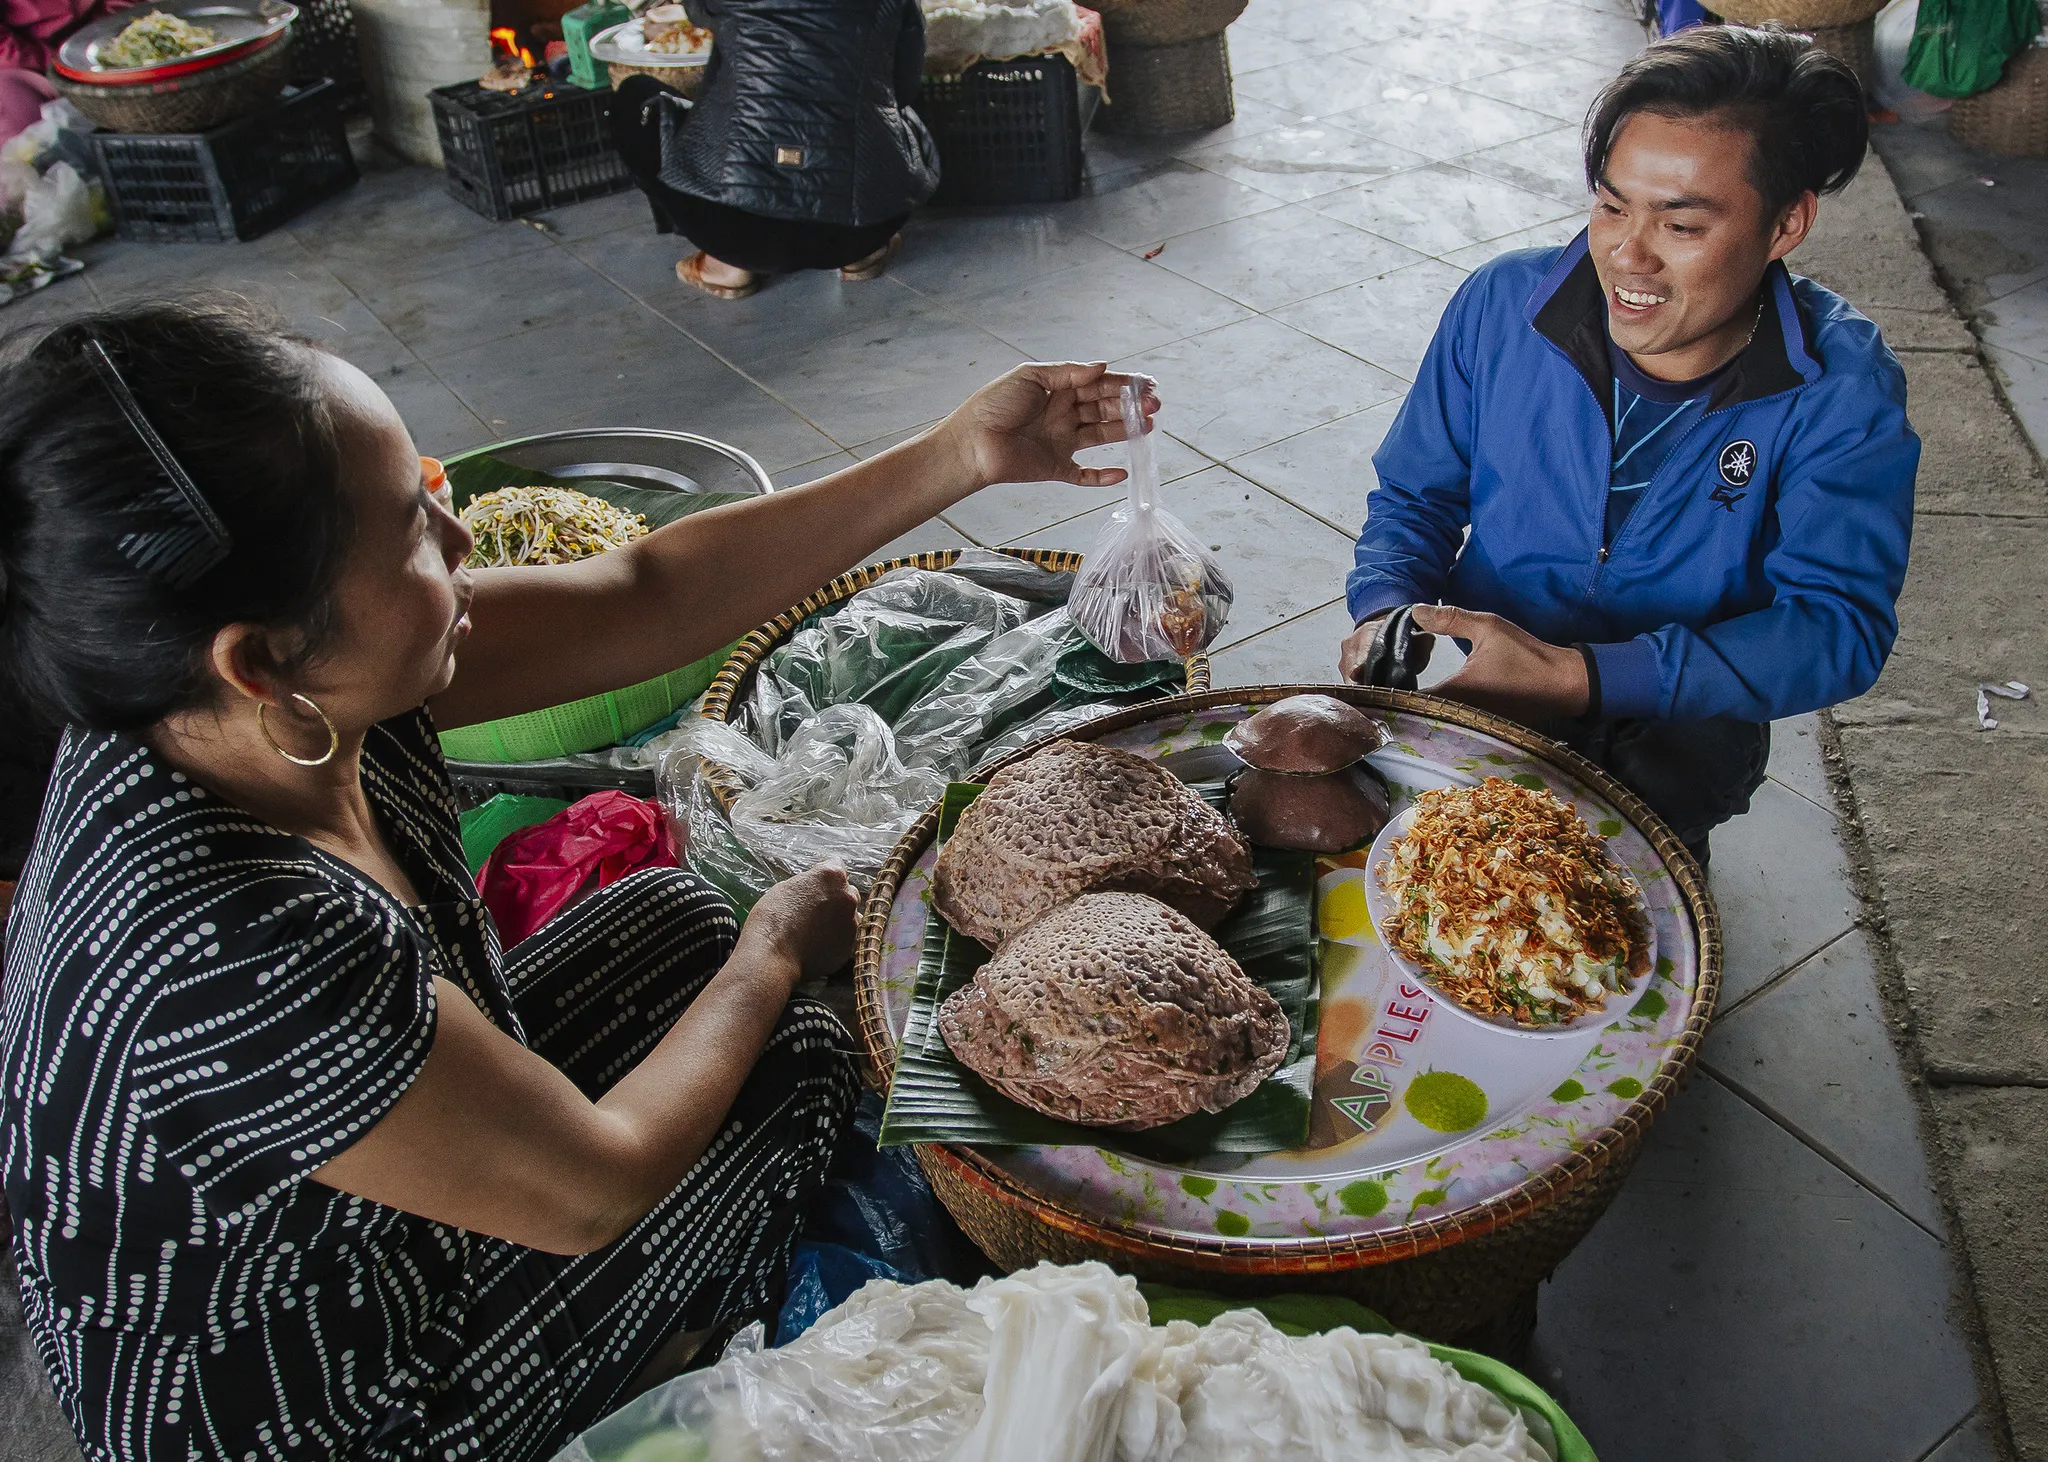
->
[257,693,339,768]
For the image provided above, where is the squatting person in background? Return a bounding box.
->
[1339,24,1918,865]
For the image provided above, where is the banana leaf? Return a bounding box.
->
[879,780,1318,1159]
[443,452,756,529]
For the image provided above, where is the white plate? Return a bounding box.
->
[589,17,711,66]
[1362,802,1657,1039]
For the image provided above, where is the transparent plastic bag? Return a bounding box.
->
[1068,377,1232,664]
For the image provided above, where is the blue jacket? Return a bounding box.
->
[1346,234,1919,723]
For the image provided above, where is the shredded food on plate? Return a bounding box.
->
[100,12,220,66]
[459,485,649,567]
[1377,777,1649,1026]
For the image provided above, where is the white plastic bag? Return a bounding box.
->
[5,161,96,261]
[1068,378,1232,664]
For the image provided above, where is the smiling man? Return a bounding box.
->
[1337,24,1918,864]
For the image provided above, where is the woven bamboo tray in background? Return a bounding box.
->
[694,546,1212,810]
[852,684,1721,1347]
[1711,0,1880,24]
[1949,43,2048,157]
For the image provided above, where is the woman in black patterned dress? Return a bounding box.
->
[0,300,1154,1461]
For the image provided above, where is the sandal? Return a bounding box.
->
[677,252,760,300]
[838,234,902,282]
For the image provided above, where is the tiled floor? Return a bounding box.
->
[8,1,1993,1456]
[1872,116,2048,458]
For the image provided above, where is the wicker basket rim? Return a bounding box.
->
[695,545,1212,810]
[851,683,1722,1271]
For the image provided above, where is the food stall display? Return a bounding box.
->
[856,686,1717,1342]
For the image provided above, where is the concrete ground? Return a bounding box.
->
[2,2,2033,1459]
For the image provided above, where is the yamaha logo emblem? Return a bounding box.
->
[1717,440,1757,488]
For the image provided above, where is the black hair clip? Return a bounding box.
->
[84,339,233,590]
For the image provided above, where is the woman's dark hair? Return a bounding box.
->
[0,297,352,733]
[1583,23,1868,219]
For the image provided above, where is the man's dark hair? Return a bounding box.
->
[1583,23,1868,219]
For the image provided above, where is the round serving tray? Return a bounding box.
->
[695,546,1212,812]
[55,0,296,83]
[853,685,1719,1340]
[588,17,711,68]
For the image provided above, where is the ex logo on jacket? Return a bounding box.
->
[1710,439,1756,511]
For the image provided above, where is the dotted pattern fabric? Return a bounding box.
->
[2,711,856,1461]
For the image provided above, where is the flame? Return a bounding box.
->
[489,25,518,56]
[519,45,535,66]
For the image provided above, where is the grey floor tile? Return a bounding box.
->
[381,361,496,457]
[1978,274,2048,363]
[741,307,1024,449]
[1984,343,2048,456]
[1480,0,1647,64]
[1083,95,1307,178]
[1924,1413,1999,1462]
[1332,85,1560,163]
[1709,779,1860,1007]
[1147,205,1430,313]
[1906,167,2048,308]
[1459,126,1593,206]
[1209,598,1351,682]
[949,431,1211,547]
[1456,55,1617,124]
[529,186,655,241]
[1115,314,1407,460]
[1232,51,1435,122]
[1224,22,1345,74]
[1181,122,1430,204]
[1272,257,1467,379]
[648,267,939,376]
[359,246,628,359]
[1241,0,1422,51]
[1013,466,1357,642]
[301,298,416,382]
[1228,398,1399,530]
[287,163,554,291]
[1310,161,1577,258]
[0,272,94,329]
[1345,28,1549,85]
[1539,1075,1978,1462]
[1707,928,1944,1232]
[1872,119,1993,201]
[1766,711,1832,811]
[947,253,1252,362]
[1057,161,1288,250]
[890,210,1128,303]
[428,307,838,470]
[773,452,860,489]
[872,515,977,561]
[77,231,356,313]
[1439,214,1585,270]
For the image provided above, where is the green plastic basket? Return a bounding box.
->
[434,439,759,764]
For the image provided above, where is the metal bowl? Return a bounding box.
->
[56,0,296,82]
[441,428,774,797]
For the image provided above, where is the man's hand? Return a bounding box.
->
[1410,605,1589,723]
[1338,611,1435,684]
[936,363,1160,491]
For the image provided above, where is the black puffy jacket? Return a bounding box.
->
[657,0,939,227]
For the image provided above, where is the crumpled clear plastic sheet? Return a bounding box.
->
[661,557,1180,907]
[1068,379,1232,664]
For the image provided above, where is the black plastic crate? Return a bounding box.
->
[90,80,358,243]
[288,0,367,115]
[432,82,633,221]
[919,55,1083,206]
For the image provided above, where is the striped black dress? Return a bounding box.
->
[0,709,857,1461]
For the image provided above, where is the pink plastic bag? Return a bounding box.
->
[478,790,679,945]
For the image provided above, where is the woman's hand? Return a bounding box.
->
[937,362,1161,491]
[735,860,858,982]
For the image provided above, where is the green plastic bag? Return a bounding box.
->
[458,793,570,875]
[1904,0,2042,99]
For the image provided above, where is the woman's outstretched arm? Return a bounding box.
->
[429,362,1154,731]
[309,864,855,1254]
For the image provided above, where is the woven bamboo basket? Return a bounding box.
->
[695,546,1213,811]
[1087,0,1245,47]
[1094,31,1237,135]
[1801,16,1876,91]
[604,58,705,96]
[1948,44,2048,157]
[52,32,295,133]
[852,684,1722,1346]
[1712,0,1880,25]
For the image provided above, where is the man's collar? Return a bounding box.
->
[1525,231,1820,415]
